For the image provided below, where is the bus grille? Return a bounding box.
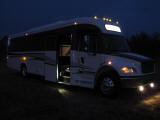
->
[142,62,154,73]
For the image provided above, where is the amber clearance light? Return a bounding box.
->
[22,56,27,61]
[108,61,112,65]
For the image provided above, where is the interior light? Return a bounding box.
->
[57,64,59,79]
[105,24,121,32]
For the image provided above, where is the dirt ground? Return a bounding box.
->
[0,62,160,120]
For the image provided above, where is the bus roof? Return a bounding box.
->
[9,17,123,39]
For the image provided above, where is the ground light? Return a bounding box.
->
[149,82,155,88]
[57,88,70,96]
[142,93,160,106]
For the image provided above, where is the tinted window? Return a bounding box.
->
[9,34,45,52]
[72,24,101,51]
[76,33,99,52]
[101,34,130,52]
[44,31,57,50]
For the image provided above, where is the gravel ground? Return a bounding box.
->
[0,62,160,120]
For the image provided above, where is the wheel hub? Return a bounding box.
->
[100,77,114,93]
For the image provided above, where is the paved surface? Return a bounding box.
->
[0,63,160,120]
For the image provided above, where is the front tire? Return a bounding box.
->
[96,72,120,97]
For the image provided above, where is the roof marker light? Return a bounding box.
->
[103,17,106,21]
[116,21,119,24]
[94,16,98,19]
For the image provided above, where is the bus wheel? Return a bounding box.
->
[97,72,119,97]
[21,65,27,77]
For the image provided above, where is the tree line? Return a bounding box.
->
[128,32,160,59]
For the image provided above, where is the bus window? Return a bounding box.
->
[59,33,72,56]
[88,34,99,52]
[59,34,72,45]
[76,33,86,52]
[77,33,99,52]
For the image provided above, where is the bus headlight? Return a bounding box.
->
[121,66,136,73]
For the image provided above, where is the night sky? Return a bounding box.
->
[1,0,160,38]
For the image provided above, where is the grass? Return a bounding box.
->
[0,62,160,120]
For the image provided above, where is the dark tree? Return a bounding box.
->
[129,32,160,59]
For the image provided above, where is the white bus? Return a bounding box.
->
[7,17,156,96]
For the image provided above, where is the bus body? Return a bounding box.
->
[7,17,156,95]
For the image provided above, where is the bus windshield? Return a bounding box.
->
[101,34,130,53]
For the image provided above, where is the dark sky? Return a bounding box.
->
[0,0,160,38]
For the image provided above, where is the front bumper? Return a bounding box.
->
[120,73,156,88]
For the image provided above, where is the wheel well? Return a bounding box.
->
[94,66,120,88]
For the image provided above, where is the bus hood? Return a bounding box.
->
[113,52,154,62]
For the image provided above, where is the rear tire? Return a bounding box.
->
[21,65,27,77]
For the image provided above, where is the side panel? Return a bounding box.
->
[70,51,102,88]
[45,51,57,82]
[28,59,45,76]
[7,55,21,71]
[22,52,45,76]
